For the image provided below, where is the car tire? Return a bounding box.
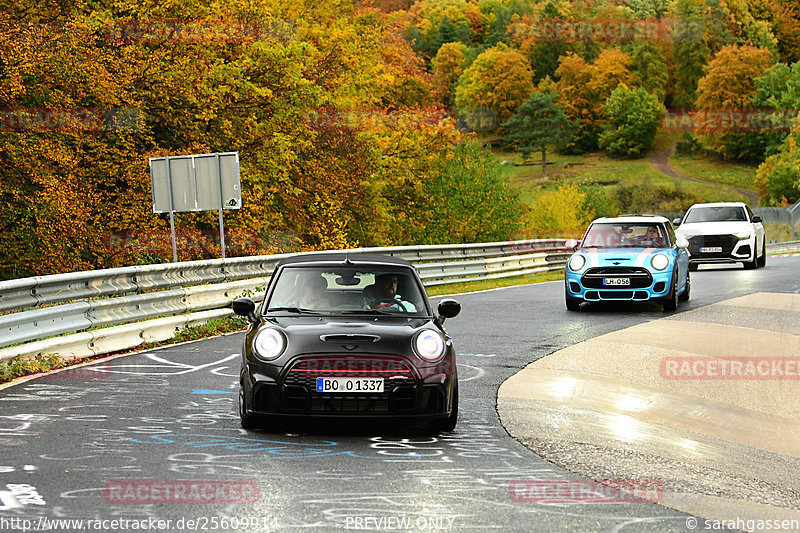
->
[757,237,766,268]
[239,387,260,430]
[679,271,690,301]
[431,382,458,432]
[662,271,679,311]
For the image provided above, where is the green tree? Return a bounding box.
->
[755,133,800,205]
[516,0,573,83]
[555,48,633,153]
[501,91,573,174]
[630,42,668,102]
[671,0,712,109]
[752,62,800,156]
[454,43,534,131]
[414,141,523,244]
[599,85,665,157]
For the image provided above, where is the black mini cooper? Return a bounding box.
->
[232,253,461,431]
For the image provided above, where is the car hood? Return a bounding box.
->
[676,221,754,236]
[262,315,437,356]
[578,247,669,268]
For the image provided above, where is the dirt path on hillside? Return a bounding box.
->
[650,145,759,203]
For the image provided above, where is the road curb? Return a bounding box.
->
[498,292,800,525]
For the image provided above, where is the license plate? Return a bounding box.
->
[603,278,630,286]
[700,247,723,253]
[316,377,384,393]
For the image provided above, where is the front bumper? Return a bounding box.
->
[243,354,455,419]
[565,267,674,302]
[687,234,754,264]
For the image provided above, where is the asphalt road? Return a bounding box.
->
[1,256,798,533]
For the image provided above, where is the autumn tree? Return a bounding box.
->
[514,0,573,83]
[501,91,573,174]
[405,0,477,58]
[695,44,776,160]
[431,41,473,105]
[555,48,634,153]
[599,85,665,157]
[454,42,534,131]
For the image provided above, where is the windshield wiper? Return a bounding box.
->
[266,306,321,315]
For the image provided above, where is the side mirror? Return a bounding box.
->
[436,299,461,324]
[564,238,579,250]
[752,215,762,223]
[232,297,258,323]
[675,236,689,249]
[672,217,682,226]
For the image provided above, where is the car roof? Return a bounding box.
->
[275,252,414,268]
[590,215,670,224]
[687,202,747,208]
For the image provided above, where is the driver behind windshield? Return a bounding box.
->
[362,273,417,312]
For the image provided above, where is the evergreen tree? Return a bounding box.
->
[501,91,573,175]
[631,42,668,102]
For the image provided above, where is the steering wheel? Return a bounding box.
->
[371,298,409,312]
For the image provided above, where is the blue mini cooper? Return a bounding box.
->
[565,215,690,311]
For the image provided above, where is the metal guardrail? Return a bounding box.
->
[766,240,800,255]
[0,240,569,363]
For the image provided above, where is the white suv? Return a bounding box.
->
[674,202,766,270]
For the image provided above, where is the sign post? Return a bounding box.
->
[149,152,242,261]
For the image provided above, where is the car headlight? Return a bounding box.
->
[568,254,586,271]
[253,328,286,360]
[651,254,670,271]
[735,231,751,240]
[414,329,445,360]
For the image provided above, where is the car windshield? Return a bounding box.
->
[581,223,667,248]
[683,206,747,223]
[265,265,428,315]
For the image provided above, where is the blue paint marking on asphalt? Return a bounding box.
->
[129,434,426,459]
[191,389,232,395]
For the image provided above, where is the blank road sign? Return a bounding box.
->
[150,152,241,213]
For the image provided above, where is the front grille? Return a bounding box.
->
[281,355,419,413]
[688,234,738,256]
[582,267,653,289]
